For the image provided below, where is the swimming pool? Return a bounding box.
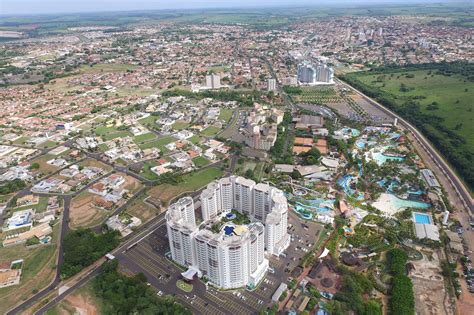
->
[392,195,430,210]
[372,152,405,165]
[414,212,432,224]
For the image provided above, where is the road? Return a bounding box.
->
[337,78,473,213]
[32,214,167,315]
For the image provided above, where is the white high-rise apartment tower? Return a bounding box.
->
[206,74,221,89]
[166,176,289,289]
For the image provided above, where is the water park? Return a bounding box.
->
[337,175,364,201]
[287,194,336,223]
[372,193,430,215]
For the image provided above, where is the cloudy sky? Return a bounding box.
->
[0,0,460,15]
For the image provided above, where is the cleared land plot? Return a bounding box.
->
[46,282,102,315]
[219,109,234,122]
[126,195,159,223]
[133,132,156,144]
[29,154,60,174]
[138,115,159,126]
[147,167,223,205]
[172,121,190,131]
[200,126,221,137]
[192,156,210,168]
[78,158,113,172]
[138,135,176,153]
[139,161,159,180]
[121,173,143,194]
[0,224,59,314]
[69,191,108,229]
[94,126,132,140]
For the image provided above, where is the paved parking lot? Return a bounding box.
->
[116,210,324,314]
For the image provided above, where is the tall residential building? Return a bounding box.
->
[166,197,197,267]
[206,74,221,89]
[200,176,289,254]
[297,61,334,85]
[267,78,277,92]
[297,62,316,84]
[166,176,289,289]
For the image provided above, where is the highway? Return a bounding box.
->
[337,78,474,214]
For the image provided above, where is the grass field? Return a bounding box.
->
[138,135,176,153]
[139,161,160,180]
[36,140,58,149]
[343,64,474,191]
[351,70,474,150]
[172,121,190,131]
[133,132,156,144]
[94,126,132,140]
[147,167,223,204]
[0,224,59,314]
[192,156,211,168]
[138,115,159,126]
[219,108,234,123]
[201,126,221,137]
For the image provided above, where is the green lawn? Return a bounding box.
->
[138,136,176,153]
[201,126,221,137]
[148,167,223,204]
[36,140,58,149]
[192,156,210,168]
[188,135,201,144]
[219,109,234,122]
[138,115,159,126]
[94,126,132,140]
[172,121,190,131]
[133,132,156,144]
[181,167,223,190]
[0,224,59,314]
[140,161,160,180]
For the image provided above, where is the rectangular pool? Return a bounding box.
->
[414,212,432,224]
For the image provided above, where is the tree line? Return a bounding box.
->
[61,229,120,279]
[93,260,191,314]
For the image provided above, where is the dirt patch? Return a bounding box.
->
[69,192,105,229]
[147,184,182,205]
[410,249,454,315]
[127,201,158,223]
[122,174,142,193]
[62,292,98,315]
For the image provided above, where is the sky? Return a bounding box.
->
[0,0,461,15]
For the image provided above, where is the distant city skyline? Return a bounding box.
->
[1,0,466,15]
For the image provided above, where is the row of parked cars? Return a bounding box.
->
[461,256,474,293]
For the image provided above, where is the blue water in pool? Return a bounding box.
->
[414,213,431,224]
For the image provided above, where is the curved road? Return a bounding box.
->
[337,78,473,213]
